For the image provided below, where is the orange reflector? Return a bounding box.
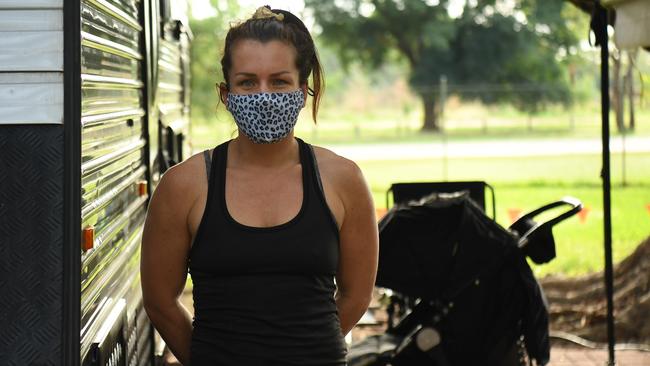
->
[137,180,148,196]
[82,226,95,252]
[375,207,387,221]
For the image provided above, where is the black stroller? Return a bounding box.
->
[348,182,582,366]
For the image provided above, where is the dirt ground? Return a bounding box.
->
[539,237,650,345]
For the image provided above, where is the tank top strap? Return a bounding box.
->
[202,149,212,182]
[190,142,226,253]
[296,137,340,238]
[213,139,230,186]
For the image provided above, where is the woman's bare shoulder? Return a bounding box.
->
[311,144,375,228]
[312,145,360,176]
[311,145,366,192]
[154,149,211,205]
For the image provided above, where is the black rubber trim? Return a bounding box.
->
[63,0,82,364]
[142,0,153,200]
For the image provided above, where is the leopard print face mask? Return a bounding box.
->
[226,90,305,144]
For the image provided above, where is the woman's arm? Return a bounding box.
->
[141,167,196,365]
[334,160,379,336]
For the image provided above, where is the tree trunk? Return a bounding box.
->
[420,92,439,131]
[611,52,625,133]
[627,50,637,131]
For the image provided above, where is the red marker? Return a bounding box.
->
[508,208,522,224]
[577,206,591,224]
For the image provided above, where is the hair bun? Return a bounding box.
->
[252,6,284,21]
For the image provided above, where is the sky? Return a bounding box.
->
[191,0,306,20]
[190,0,468,21]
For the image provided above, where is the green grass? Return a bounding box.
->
[357,153,650,190]
[357,153,650,276]
[493,184,650,277]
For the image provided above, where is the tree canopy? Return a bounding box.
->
[189,0,247,121]
[305,0,581,130]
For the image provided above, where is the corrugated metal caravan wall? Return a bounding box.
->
[1,0,190,363]
[78,0,153,365]
[157,17,191,176]
[0,0,66,364]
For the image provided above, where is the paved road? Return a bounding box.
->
[325,136,650,161]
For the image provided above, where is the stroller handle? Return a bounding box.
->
[513,196,583,249]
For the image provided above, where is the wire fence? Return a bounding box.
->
[192,78,649,147]
[289,80,649,143]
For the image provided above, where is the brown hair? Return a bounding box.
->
[220,6,324,122]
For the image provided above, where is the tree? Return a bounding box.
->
[611,49,639,133]
[189,0,247,121]
[305,0,578,131]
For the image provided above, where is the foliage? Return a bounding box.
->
[305,0,581,129]
[189,0,249,120]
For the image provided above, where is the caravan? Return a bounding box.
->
[0,0,192,364]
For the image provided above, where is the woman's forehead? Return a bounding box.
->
[230,39,298,75]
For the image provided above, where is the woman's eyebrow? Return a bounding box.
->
[234,71,292,77]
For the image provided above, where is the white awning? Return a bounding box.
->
[602,0,650,49]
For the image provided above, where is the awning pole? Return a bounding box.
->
[593,2,616,364]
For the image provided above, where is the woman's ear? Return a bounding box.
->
[301,84,308,108]
[218,82,229,106]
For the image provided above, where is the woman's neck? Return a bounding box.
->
[229,132,299,170]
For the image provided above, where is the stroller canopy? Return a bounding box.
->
[375,192,550,364]
[376,191,516,301]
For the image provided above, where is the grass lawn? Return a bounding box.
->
[357,153,650,277]
[495,184,650,277]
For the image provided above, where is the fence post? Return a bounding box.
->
[439,75,447,129]
[440,75,448,181]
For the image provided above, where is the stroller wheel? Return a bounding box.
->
[415,327,441,351]
[503,336,531,366]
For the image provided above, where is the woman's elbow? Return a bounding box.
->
[143,296,176,322]
[339,289,373,310]
[143,298,163,323]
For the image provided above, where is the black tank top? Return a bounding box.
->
[188,137,348,365]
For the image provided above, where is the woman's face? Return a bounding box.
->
[223,39,304,98]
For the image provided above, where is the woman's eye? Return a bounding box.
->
[273,79,288,86]
[239,79,255,87]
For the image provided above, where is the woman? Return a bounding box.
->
[141,6,379,366]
